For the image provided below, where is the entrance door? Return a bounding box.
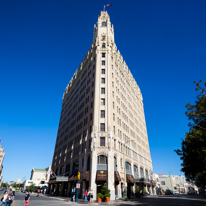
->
[63,183,68,197]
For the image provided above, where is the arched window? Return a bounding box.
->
[97,155,107,164]
[102,43,105,48]
[125,162,131,170]
[140,167,144,178]
[60,166,64,175]
[114,157,117,167]
[87,156,90,171]
[97,155,107,170]
[72,161,79,174]
[133,165,138,175]
[65,164,70,175]
[120,158,122,167]
[145,170,149,179]
[102,22,107,26]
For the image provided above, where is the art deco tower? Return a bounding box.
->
[49,11,154,200]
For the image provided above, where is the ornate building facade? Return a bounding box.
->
[49,11,154,200]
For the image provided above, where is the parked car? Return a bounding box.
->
[174,191,179,194]
[165,190,174,195]
[187,190,196,195]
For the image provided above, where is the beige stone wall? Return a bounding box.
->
[51,11,153,200]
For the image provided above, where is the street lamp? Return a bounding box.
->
[168,171,173,191]
[123,139,134,201]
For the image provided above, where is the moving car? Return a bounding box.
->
[174,191,179,194]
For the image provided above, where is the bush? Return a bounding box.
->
[104,193,110,197]
[101,186,110,197]
[97,193,104,198]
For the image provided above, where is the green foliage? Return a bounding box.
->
[1,183,8,188]
[143,187,146,193]
[97,193,104,198]
[104,193,110,197]
[136,186,140,193]
[29,183,36,192]
[101,186,110,197]
[175,79,206,187]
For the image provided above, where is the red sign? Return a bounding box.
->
[76,183,80,188]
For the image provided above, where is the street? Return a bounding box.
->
[0,191,205,206]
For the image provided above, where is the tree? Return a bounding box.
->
[29,183,36,192]
[1,183,8,188]
[175,79,206,187]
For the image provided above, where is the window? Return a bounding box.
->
[112,82,114,87]
[113,102,115,109]
[114,140,116,149]
[120,158,122,167]
[161,181,165,185]
[101,110,105,118]
[102,22,107,26]
[97,155,107,164]
[112,73,114,78]
[100,137,105,146]
[101,78,105,84]
[113,126,115,134]
[112,91,114,97]
[102,53,105,57]
[101,98,105,105]
[113,113,115,121]
[102,61,105,65]
[101,69,105,74]
[102,36,105,40]
[134,165,138,174]
[100,123,105,131]
[125,162,131,170]
[102,43,105,48]
[90,113,92,121]
[91,101,93,108]
[114,156,117,166]
[101,88,105,94]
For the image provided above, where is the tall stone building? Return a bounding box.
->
[0,146,5,184]
[49,11,154,200]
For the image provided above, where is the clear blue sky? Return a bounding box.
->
[0,0,205,182]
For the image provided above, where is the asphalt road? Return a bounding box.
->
[0,191,205,206]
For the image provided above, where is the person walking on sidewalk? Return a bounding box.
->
[84,190,88,202]
[0,191,8,206]
[23,191,30,206]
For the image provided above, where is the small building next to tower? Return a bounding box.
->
[48,11,154,200]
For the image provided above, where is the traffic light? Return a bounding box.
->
[40,181,45,184]
[77,172,80,180]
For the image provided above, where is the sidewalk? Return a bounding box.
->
[41,194,140,205]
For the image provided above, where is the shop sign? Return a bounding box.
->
[96,170,108,181]
[76,183,80,188]
[56,176,68,182]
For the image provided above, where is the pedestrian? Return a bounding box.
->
[23,190,30,206]
[37,189,40,197]
[5,189,13,206]
[84,190,88,202]
[90,189,93,202]
[87,189,90,202]
[44,188,46,195]
[0,191,8,206]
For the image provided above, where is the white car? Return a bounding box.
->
[174,191,179,194]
